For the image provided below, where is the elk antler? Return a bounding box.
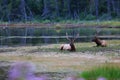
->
[72,33,79,42]
[66,32,71,41]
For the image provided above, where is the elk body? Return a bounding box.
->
[60,33,79,51]
[92,36,107,47]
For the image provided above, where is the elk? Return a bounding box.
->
[92,36,107,47]
[92,29,107,47]
[60,33,79,51]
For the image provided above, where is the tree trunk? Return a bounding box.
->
[107,0,111,19]
[89,0,94,14]
[54,0,59,17]
[41,0,50,19]
[116,0,120,16]
[19,0,27,22]
[111,0,120,16]
[26,2,34,21]
[94,0,99,19]
[66,0,71,18]
[111,0,116,12]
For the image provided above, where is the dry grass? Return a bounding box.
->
[0,53,109,72]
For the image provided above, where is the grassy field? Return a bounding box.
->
[0,40,120,72]
[0,40,119,80]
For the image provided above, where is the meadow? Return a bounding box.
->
[0,40,120,80]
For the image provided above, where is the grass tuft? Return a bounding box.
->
[80,64,120,80]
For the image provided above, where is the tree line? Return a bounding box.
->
[0,0,120,22]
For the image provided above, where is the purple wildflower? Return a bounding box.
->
[66,77,76,80]
[97,77,106,80]
[77,78,85,80]
[27,75,47,80]
[8,61,46,80]
[66,76,85,80]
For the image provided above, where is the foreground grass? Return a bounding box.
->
[0,52,109,72]
[80,64,120,80]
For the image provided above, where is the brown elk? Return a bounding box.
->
[92,36,107,47]
[60,33,79,51]
[92,30,107,47]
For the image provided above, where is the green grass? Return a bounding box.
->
[59,20,120,27]
[16,40,119,54]
[76,45,120,53]
[44,45,120,54]
[34,40,120,53]
[76,40,120,52]
[0,20,120,27]
[79,64,120,80]
[85,21,120,27]
[0,40,119,54]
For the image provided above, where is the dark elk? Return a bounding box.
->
[92,36,107,47]
[60,33,79,51]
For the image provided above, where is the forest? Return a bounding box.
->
[0,0,120,22]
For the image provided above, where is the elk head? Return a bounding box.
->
[60,33,79,51]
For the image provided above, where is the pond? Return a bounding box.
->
[0,26,120,46]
